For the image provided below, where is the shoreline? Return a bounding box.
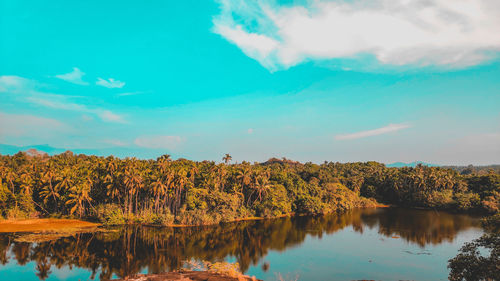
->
[2,204,486,233]
[0,204,391,232]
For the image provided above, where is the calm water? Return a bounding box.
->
[0,208,484,281]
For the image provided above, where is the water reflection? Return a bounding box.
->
[0,208,482,280]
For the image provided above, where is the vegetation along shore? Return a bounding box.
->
[0,150,498,228]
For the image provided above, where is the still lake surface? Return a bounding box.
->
[0,208,484,281]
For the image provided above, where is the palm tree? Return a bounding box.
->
[40,165,60,210]
[157,155,171,173]
[55,168,73,195]
[65,179,93,218]
[124,166,143,214]
[222,154,232,164]
[248,169,272,204]
[19,171,33,197]
[151,173,167,212]
[236,165,252,192]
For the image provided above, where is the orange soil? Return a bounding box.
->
[0,218,100,233]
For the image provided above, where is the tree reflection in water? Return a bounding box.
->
[0,208,482,280]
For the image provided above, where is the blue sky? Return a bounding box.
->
[0,0,499,164]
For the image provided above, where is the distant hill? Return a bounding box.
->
[0,144,66,155]
[443,164,500,175]
[0,144,171,159]
[386,161,439,168]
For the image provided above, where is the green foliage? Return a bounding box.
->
[481,191,500,214]
[448,233,500,281]
[482,213,500,233]
[453,192,481,211]
[6,206,30,219]
[95,204,126,225]
[254,184,292,217]
[294,195,326,214]
[0,151,498,226]
[134,208,175,226]
[176,209,219,225]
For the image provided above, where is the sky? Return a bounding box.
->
[0,0,499,165]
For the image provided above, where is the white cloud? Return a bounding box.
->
[0,111,69,138]
[97,110,125,123]
[102,139,128,147]
[0,75,34,92]
[27,97,126,123]
[134,135,183,150]
[55,67,88,85]
[213,0,500,70]
[96,78,125,88]
[0,75,126,123]
[335,123,410,140]
[116,91,144,97]
[214,25,280,69]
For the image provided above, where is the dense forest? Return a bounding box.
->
[0,149,499,225]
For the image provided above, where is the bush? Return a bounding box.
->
[428,190,454,209]
[323,183,377,211]
[176,209,218,225]
[481,191,500,214]
[294,195,325,214]
[453,192,480,211]
[6,206,30,219]
[134,208,174,226]
[482,213,500,233]
[254,184,292,218]
[448,233,500,281]
[95,204,126,225]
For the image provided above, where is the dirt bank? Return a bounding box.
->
[0,218,100,233]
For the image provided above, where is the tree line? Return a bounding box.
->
[0,150,498,225]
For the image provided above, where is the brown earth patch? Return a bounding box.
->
[113,271,259,281]
[0,218,100,233]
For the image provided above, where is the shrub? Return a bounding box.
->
[428,190,454,209]
[482,213,500,233]
[481,191,500,214]
[134,208,175,226]
[294,195,325,214]
[453,192,480,211]
[95,204,126,225]
[254,184,292,218]
[448,233,500,281]
[6,206,30,219]
[176,209,218,225]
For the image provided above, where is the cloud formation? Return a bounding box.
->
[27,96,126,123]
[96,78,125,88]
[0,76,34,92]
[213,0,500,71]
[335,123,410,140]
[0,111,69,139]
[134,135,183,150]
[55,67,88,85]
[0,75,125,123]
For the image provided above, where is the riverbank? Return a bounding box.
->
[0,218,100,233]
[0,205,392,232]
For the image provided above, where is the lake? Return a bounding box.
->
[0,208,484,281]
